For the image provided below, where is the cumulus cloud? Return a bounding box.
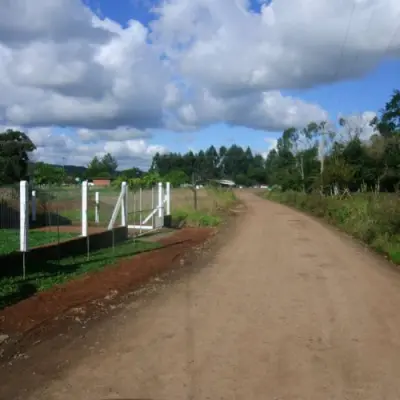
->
[0,0,168,130]
[0,0,399,161]
[77,127,152,142]
[167,89,327,131]
[152,0,400,93]
[337,110,378,141]
[0,125,166,170]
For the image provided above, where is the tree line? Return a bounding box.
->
[150,89,399,192]
[0,89,398,192]
[264,90,399,193]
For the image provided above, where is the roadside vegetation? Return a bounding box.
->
[265,191,400,264]
[170,187,237,227]
[262,89,399,264]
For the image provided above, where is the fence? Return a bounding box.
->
[0,180,171,278]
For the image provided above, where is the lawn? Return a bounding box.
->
[0,229,78,255]
[0,238,160,309]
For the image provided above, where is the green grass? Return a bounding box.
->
[171,188,237,227]
[0,239,161,309]
[264,191,400,264]
[0,229,77,255]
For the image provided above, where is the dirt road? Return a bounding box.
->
[8,192,400,399]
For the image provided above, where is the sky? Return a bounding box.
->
[0,0,399,169]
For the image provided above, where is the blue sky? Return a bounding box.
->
[1,0,399,168]
[91,0,399,155]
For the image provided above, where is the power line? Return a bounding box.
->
[350,7,375,75]
[348,5,400,78]
[331,1,357,83]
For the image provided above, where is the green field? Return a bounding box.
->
[0,229,78,255]
[0,239,160,309]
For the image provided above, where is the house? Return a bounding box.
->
[91,178,111,187]
[213,179,236,188]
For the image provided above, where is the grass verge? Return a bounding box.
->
[0,239,160,309]
[171,188,237,227]
[264,191,400,264]
[0,229,77,256]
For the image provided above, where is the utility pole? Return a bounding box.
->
[191,172,198,210]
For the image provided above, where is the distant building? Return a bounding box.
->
[213,179,236,188]
[91,178,111,187]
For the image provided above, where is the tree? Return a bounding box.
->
[86,153,118,178]
[101,153,118,177]
[0,129,36,184]
[119,167,144,179]
[33,162,66,185]
[164,170,189,187]
[371,89,400,137]
[86,156,105,178]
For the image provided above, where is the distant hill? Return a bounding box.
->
[52,164,87,177]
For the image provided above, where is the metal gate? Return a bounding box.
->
[107,181,171,233]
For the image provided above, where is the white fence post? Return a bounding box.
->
[165,182,171,215]
[81,180,88,237]
[139,187,143,234]
[95,191,99,224]
[121,181,127,227]
[158,181,164,218]
[20,181,28,252]
[20,181,28,278]
[31,190,36,222]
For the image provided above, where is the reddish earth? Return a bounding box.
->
[0,227,214,357]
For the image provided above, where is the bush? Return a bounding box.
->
[264,191,400,264]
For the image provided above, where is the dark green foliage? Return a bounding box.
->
[0,129,36,184]
[150,144,267,186]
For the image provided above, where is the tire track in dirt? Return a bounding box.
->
[3,191,400,400]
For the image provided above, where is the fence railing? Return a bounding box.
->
[1,180,171,278]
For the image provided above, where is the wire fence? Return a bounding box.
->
[127,185,159,235]
[0,181,172,310]
[91,186,121,228]
[0,184,21,254]
[33,184,82,229]
[0,181,170,275]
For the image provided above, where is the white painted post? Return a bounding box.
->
[20,181,28,252]
[20,181,28,279]
[165,182,171,215]
[31,190,36,222]
[139,187,143,234]
[121,181,127,227]
[81,180,88,237]
[151,186,155,229]
[95,191,99,224]
[158,182,164,219]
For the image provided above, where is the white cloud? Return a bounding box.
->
[168,90,327,131]
[0,125,166,170]
[152,0,400,94]
[77,127,152,142]
[337,111,378,141]
[261,137,278,158]
[0,0,399,161]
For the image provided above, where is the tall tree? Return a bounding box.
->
[0,129,36,184]
[101,153,118,177]
[371,89,400,137]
